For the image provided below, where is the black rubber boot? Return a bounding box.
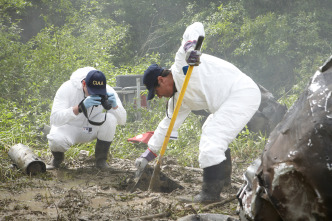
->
[46,151,64,170]
[95,139,111,169]
[193,148,232,203]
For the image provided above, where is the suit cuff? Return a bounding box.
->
[140,148,157,162]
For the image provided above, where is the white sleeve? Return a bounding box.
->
[148,98,191,154]
[181,22,205,46]
[107,86,127,125]
[173,22,206,71]
[50,82,77,127]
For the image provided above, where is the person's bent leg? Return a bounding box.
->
[48,151,65,169]
[94,113,117,169]
[95,139,112,169]
[196,87,260,202]
[193,148,232,203]
[46,125,76,170]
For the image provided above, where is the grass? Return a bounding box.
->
[0,150,22,183]
[230,127,267,162]
[0,97,267,183]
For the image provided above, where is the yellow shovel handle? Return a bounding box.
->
[158,65,194,158]
[157,36,204,162]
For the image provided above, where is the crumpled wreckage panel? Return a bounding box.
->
[238,56,332,221]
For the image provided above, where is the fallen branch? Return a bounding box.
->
[202,194,237,211]
[129,204,172,220]
[136,212,170,220]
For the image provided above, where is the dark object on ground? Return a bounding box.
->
[247,84,287,136]
[237,55,332,220]
[8,143,46,175]
[178,213,239,221]
[127,164,183,193]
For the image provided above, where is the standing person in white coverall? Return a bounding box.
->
[135,22,261,203]
[47,67,126,170]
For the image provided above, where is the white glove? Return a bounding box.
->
[135,157,148,175]
[135,157,148,170]
[134,149,157,176]
[185,48,201,66]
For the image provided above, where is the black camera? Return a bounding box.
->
[100,95,112,110]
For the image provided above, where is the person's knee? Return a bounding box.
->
[47,133,71,152]
[105,113,117,127]
[97,114,117,141]
[102,114,117,132]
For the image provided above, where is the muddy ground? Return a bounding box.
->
[0,152,250,221]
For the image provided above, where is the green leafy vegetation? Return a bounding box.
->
[1,0,331,181]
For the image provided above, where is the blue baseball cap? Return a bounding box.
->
[85,70,107,95]
[143,64,164,100]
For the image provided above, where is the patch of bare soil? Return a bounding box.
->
[0,154,247,220]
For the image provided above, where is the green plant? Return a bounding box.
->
[230,127,267,163]
[0,150,22,183]
[1,0,330,184]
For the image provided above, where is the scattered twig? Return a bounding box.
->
[45,184,62,220]
[135,212,170,220]
[202,194,237,211]
[129,204,172,220]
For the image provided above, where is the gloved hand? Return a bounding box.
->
[135,149,157,175]
[107,92,118,108]
[185,49,201,66]
[135,157,148,174]
[83,95,101,109]
[184,40,201,66]
[183,40,197,52]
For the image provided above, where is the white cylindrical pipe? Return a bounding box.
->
[8,143,46,175]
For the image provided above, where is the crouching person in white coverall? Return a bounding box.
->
[135,22,261,203]
[47,67,127,170]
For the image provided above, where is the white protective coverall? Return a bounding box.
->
[147,22,261,168]
[47,67,127,152]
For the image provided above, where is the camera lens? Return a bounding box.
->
[100,95,112,110]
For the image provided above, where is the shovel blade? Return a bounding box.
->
[127,164,183,193]
[148,162,161,192]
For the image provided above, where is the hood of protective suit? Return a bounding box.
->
[70,66,96,90]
